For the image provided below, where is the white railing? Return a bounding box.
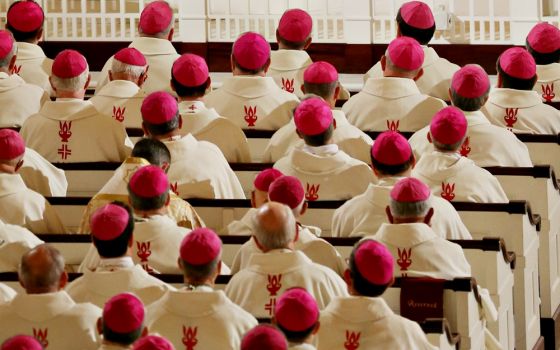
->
[0,0,556,44]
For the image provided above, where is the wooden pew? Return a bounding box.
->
[515,133,560,178]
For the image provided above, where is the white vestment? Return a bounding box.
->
[0,72,48,127]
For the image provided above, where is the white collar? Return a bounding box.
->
[178,100,206,114]
[302,144,339,155]
[97,256,134,272]
[182,284,214,292]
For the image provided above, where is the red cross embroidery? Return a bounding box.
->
[57,144,72,160]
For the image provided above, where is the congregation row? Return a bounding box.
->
[1,0,560,349]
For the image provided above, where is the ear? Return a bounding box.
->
[332,118,337,130]
[304,37,312,50]
[84,74,91,90]
[263,58,271,74]
[8,54,17,73]
[300,201,308,216]
[165,193,171,206]
[385,205,394,223]
[177,257,183,270]
[141,327,149,337]
[296,129,304,140]
[372,165,380,177]
[413,68,424,81]
[343,269,352,287]
[423,207,434,226]
[301,84,306,94]
[128,233,134,248]
[275,30,281,45]
[496,72,503,88]
[380,55,387,72]
[178,115,183,129]
[312,321,321,334]
[333,84,341,101]
[167,27,174,41]
[250,190,256,208]
[96,318,103,335]
[217,259,223,275]
[448,88,452,103]
[37,28,44,42]
[108,70,114,82]
[230,55,235,73]
[141,122,150,137]
[410,155,417,169]
[49,76,57,92]
[59,271,68,290]
[204,77,212,94]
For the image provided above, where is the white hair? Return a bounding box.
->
[0,44,17,68]
[111,59,147,79]
[389,198,431,218]
[51,68,89,92]
[252,204,296,250]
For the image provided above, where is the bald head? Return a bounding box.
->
[19,244,67,294]
[252,202,296,251]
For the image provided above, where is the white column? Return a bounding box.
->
[343,0,371,43]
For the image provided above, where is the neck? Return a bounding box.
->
[0,164,17,174]
[26,287,58,294]
[393,218,424,224]
[184,277,215,289]
[0,67,10,74]
[232,68,265,77]
[178,96,204,103]
[153,130,181,140]
[56,90,85,99]
[134,207,168,218]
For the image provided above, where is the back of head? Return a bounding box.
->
[131,138,171,167]
[497,47,537,90]
[396,1,436,45]
[232,32,271,75]
[252,168,284,208]
[276,9,313,50]
[132,335,175,350]
[102,293,145,346]
[1,335,43,350]
[348,240,394,297]
[370,131,414,176]
[526,22,560,65]
[268,176,305,217]
[141,91,180,136]
[138,1,174,39]
[128,165,170,212]
[274,288,319,343]
[19,244,65,294]
[0,30,16,71]
[303,61,339,101]
[171,53,210,98]
[111,48,148,83]
[6,0,45,43]
[0,129,25,171]
[429,106,468,152]
[389,177,431,221]
[90,202,134,259]
[179,228,222,284]
[383,36,424,78]
[51,49,89,93]
[294,97,334,147]
[241,324,288,350]
[450,64,490,111]
[252,202,296,251]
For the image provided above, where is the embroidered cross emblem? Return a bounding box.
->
[57,144,72,160]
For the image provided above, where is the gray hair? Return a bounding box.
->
[111,58,147,79]
[51,68,89,92]
[0,44,17,68]
[432,137,465,152]
[385,53,419,75]
[450,87,489,112]
[19,244,65,291]
[252,204,296,250]
[389,198,431,218]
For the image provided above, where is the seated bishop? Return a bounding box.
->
[20,49,132,163]
[95,1,180,95]
[332,131,471,240]
[147,228,257,350]
[363,1,459,101]
[80,166,192,274]
[409,64,533,167]
[172,53,251,162]
[412,107,509,203]
[343,36,446,132]
[526,23,560,103]
[205,32,299,130]
[97,293,148,350]
[5,0,53,95]
[78,138,204,234]
[481,47,560,134]
[274,97,375,200]
[66,203,172,308]
[317,240,436,350]
[90,48,148,128]
[0,29,48,128]
[0,130,65,233]
[141,91,245,199]
[0,245,101,350]
[231,175,346,275]
[225,202,348,318]
[367,178,471,279]
[264,62,373,164]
